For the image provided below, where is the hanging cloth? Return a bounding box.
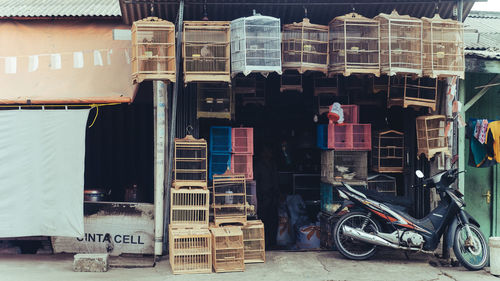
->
[473,119,489,144]
[485,121,500,163]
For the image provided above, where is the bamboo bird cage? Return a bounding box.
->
[173,135,207,189]
[212,171,247,227]
[169,225,212,274]
[242,220,265,263]
[170,188,210,226]
[372,130,404,173]
[387,75,438,110]
[282,18,328,74]
[132,17,175,83]
[328,13,380,77]
[210,226,245,273]
[233,75,266,106]
[416,115,450,160]
[197,83,233,119]
[375,10,423,77]
[183,21,231,83]
[422,14,465,79]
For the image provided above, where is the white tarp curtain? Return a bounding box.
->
[0,109,90,237]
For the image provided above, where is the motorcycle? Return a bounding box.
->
[333,168,489,271]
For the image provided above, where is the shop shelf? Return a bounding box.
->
[169,225,212,274]
[210,226,245,272]
[231,154,253,180]
[209,152,231,180]
[242,220,265,263]
[210,126,232,153]
[170,188,209,227]
[232,127,254,154]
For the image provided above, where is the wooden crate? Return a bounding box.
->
[183,21,231,83]
[197,82,233,120]
[170,188,209,227]
[375,10,423,76]
[282,18,328,74]
[416,115,450,160]
[212,171,247,227]
[422,14,464,79]
[210,226,245,272]
[173,135,207,189]
[328,13,380,77]
[372,130,404,173]
[242,220,265,263]
[132,17,175,84]
[321,150,368,185]
[169,225,212,274]
[387,75,438,111]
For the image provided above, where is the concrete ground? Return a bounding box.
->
[0,250,498,281]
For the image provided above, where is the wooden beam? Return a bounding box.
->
[464,74,500,112]
[0,97,131,104]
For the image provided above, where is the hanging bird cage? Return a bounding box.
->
[233,75,267,106]
[183,21,231,83]
[131,17,176,83]
[372,75,389,94]
[212,171,247,227]
[197,83,233,119]
[280,71,303,92]
[328,13,380,77]
[282,18,328,74]
[173,135,207,189]
[231,13,282,76]
[416,115,450,160]
[372,130,404,173]
[387,75,438,110]
[422,14,465,79]
[375,10,423,76]
[313,76,339,96]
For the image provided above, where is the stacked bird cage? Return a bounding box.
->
[375,10,423,76]
[320,150,368,186]
[241,220,265,263]
[210,226,245,272]
[209,126,232,179]
[170,188,210,226]
[183,21,231,83]
[282,18,328,74]
[416,115,450,159]
[372,130,404,173]
[387,75,438,110]
[132,17,176,83]
[231,128,254,180]
[197,83,233,119]
[173,135,207,189]
[328,13,380,77]
[212,171,247,227]
[231,13,282,76]
[422,14,465,79]
[169,225,212,274]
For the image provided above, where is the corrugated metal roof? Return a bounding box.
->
[465,50,500,60]
[0,0,121,17]
[464,10,500,60]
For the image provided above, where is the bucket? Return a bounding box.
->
[489,237,500,275]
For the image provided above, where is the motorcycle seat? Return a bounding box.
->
[352,186,413,212]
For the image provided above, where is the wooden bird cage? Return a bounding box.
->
[328,13,380,77]
[183,21,231,83]
[387,75,438,110]
[416,115,450,160]
[212,171,247,227]
[372,130,404,173]
[422,14,465,79]
[321,150,368,185]
[233,75,266,106]
[313,76,339,96]
[375,10,423,76]
[197,83,233,119]
[367,174,397,195]
[282,18,328,74]
[170,188,209,226]
[242,220,265,263]
[231,13,282,76]
[280,71,303,92]
[372,75,388,94]
[132,17,175,83]
[173,135,207,189]
[210,226,245,272]
[169,225,212,274]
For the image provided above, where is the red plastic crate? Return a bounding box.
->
[352,124,372,150]
[341,105,359,124]
[232,128,254,154]
[231,154,253,180]
[328,123,371,151]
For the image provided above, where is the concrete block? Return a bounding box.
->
[73,253,109,272]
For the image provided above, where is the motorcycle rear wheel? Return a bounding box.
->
[333,212,381,260]
[453,223,489,271]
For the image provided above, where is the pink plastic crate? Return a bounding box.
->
[341,105,359,124]
[328,123,371,151]
[352,124,372,150]
[231,154,253,180]
[232,128,254,154]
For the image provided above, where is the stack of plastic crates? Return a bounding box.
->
[209,126,232,179]
[231,128,254,180]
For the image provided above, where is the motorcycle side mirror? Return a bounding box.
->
[415,170,424,179]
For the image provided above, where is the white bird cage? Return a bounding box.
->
[230,13,282,76]
[183,21,231,83]
[422,14,465,79]
[375,10,423,76]
[282,18,328,74]
[131,17,176,84]
[328,13,380,77]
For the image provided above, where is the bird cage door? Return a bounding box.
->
[183,21,231,83]
[197,83,233,119]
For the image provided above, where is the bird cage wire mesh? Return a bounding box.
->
[387,75,438,110]
[282,18,328,74]
[375,10,423,77]
[422,14,465,79]
[197,83,233,119]
[183,21,231,83]
[212,172,247,226]
[173,135,207,188]
[328,13,380,77]
[416,115,450,160]
[132,17,176,83]
[372,130,404,173]
[169,225,212,274]
[231,13,282,77]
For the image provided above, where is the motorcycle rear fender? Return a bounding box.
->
[445,211,480,250]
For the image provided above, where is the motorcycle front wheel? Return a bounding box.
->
[333,212,381,260]
[453,224,489,271]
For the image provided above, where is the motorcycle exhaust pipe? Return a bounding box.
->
[342,225,401,249]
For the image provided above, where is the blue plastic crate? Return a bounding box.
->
[210,126,232,153]
[317,124,328,150]
[209,152,231,180]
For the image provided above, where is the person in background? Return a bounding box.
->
[255,145,279,248]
